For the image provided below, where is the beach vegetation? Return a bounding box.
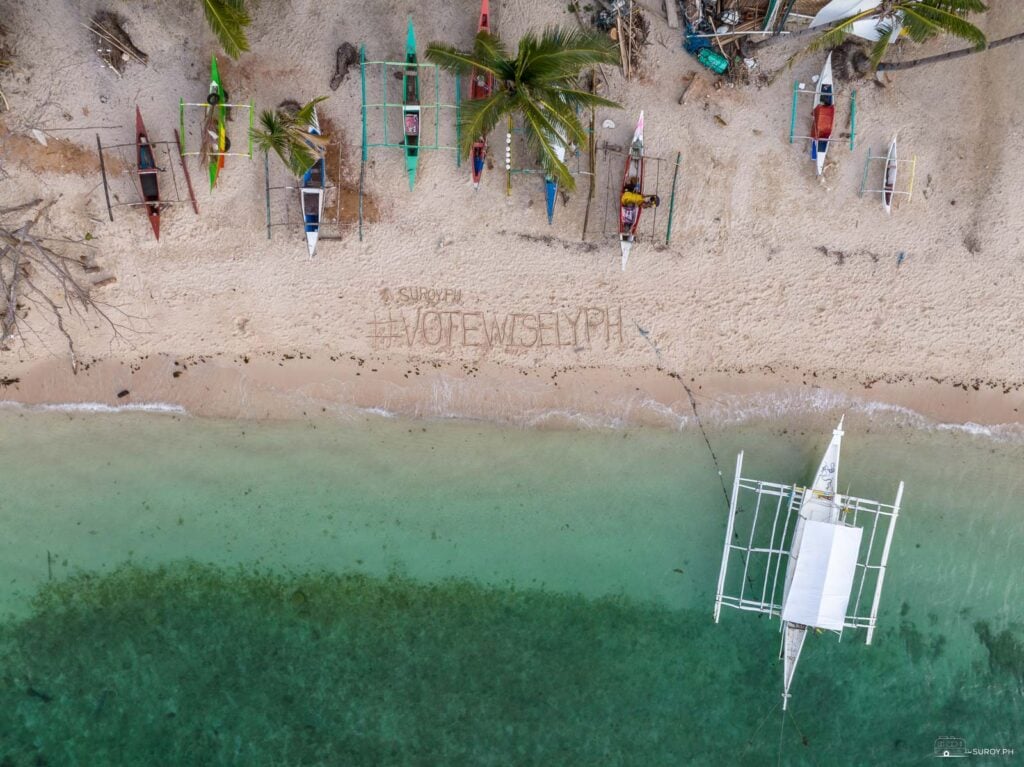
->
[807,0,989,72]
[426,26,620,192]
[202,0,252,60]
[249,97,329,177]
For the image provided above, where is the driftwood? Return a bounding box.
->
[330,43,359,91]
[88,12,148,77]
[620,6,651,77]
[0,199,130,371]
[0,23,12,112]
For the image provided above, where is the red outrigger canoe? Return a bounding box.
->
[135,107,161,240]
[469,0,493,188]
[618,112,645,270]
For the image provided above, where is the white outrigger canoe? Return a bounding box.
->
[883,136,898,214]
[811,53,835,176]
[300,106,327,259]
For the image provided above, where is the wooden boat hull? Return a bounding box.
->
[468,0,494,187]
[618,112,645,270]
[403,21,420,191]
[135,106,161,241]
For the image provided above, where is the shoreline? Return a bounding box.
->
[3,352,1022,435]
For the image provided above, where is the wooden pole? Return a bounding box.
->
[581,69,598,241]
[173,129,200,215]
[665,152,681,245]
[664,0,680,29]
[616,15,629,80]
[95,135,114,222]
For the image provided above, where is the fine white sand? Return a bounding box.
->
[1,0,1022,424]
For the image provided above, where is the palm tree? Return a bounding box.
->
[426,26,620,192]
[877,28,1024,70]
[203,0,251,59]
[806,0,988,71]
[250,97,329,177]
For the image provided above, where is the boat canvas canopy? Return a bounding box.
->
[812,106,834,140]
[781,520,862,632]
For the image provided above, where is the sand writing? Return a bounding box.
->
[369,307,625,351]
[379,287,463,307]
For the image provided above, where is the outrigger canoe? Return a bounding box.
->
[810,53,834,176]
[543,134,566,225]
[402,20,420,191]
[883,136,897,214]
[301,106,327,258]
[469,0,494,188]
[618,111,645,270]
[135,106,161,241]
[207,55,228,189]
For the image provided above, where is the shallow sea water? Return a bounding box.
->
[0,407,1021,765]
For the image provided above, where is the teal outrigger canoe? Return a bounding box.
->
[402,20,420,191]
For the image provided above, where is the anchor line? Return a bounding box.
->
[671,373,758,595]
[680,379,731,508]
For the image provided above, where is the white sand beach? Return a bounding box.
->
[1,0,1023,424]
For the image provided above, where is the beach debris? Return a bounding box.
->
[0,23,12,113]
[329,43,358,91]
[602,119,616,129]
[117,389,129,398]
[713,114,728,127]
[88,12,148,77]
[604,3,650,79]
[677,73,696,105]
[896,251,906,267]
[0,199,128,371]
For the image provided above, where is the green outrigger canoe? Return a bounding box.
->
[207,55,228,190]
[402,20,420,191]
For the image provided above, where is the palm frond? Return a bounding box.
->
[867,27,894,70]
[519,26,619,83]
[250,110,289,158]
[425,43,491,76]
[294,96,329,129]
[902,3,987,48]
[202,0,251,59]
[474,30,509,67]
[458,90,514,155]
[547,86,620,113]
[923,0,987,12]
[518,99,574,191]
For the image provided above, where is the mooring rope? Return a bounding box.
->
[672,373,731,508]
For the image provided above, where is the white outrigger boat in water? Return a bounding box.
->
[714,418,904,710]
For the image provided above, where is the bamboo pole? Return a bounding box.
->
[581,69,597,241]
[665,152,681,245]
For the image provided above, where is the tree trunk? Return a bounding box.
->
[878,31,1024,71]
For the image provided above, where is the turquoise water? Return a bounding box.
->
[0,408,1021,764]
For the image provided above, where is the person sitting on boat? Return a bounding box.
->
[621,189,660,209]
